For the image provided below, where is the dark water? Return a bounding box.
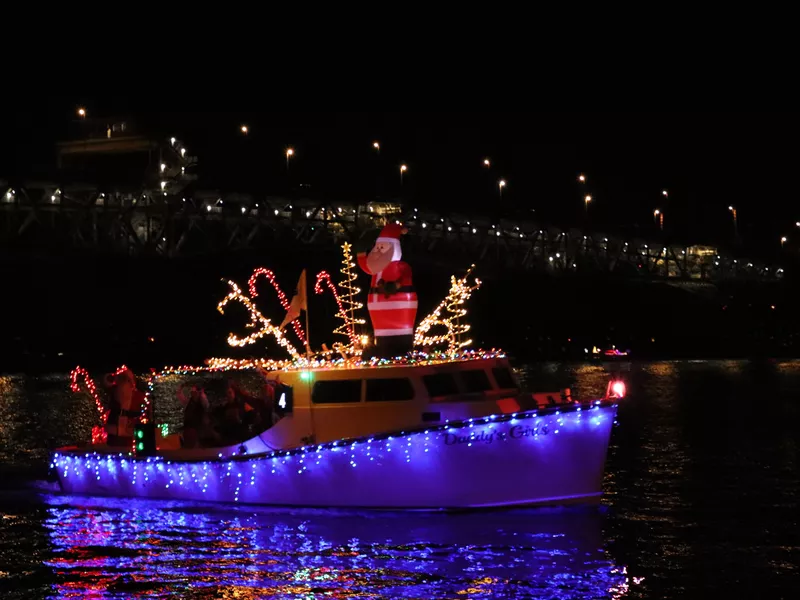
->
[1,360,799,599]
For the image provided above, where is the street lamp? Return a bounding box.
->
[584,194,592,214]
[400,164,408,185]
[373,141,380,155]
[662,189,668,198]
[578,174,586,183]
[729,205,738,236]
[781,236,788,247]
[286,147,295,170]
[796,221,800,228]
[654,208,664,230]
[241,125,249,135]
[499,179,507,197]
[484,158,491,168]
[77,107,86,119]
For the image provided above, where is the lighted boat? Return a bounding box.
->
[51,236,622,509]
[50,352,622,510]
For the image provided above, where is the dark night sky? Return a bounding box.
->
[2,106,800,259]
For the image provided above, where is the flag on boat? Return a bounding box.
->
[280,270,307,330]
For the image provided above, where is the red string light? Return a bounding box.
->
[70,366,109,425]
[71,365,128,445]
[314,270,357,347]
[248,268,306,346]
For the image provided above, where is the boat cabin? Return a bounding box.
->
[153,355,569,460]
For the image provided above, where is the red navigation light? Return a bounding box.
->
[611,381,626,399]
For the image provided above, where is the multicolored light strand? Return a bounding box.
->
[205,348,505,372]
[217,280,301,360]
[248,267,307,346]
[414,264,482,354]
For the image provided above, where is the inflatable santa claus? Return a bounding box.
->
[357,223,417,356]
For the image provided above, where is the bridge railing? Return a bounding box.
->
[0,182,784,282]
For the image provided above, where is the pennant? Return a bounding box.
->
[280,270,307,330]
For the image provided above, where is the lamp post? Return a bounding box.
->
[400,164,408,185]
[484,158,491,168]
[729,205,739,237]
[499,179,507,198]
[654,209,664,231]
[781,236,788,248]
[578,174,586,184]
[241,125,249,135]
[373,141,380,155]
[286,147,295,170]
[584,195,592,215]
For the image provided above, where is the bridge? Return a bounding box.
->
[0,119,786,283]
[0,181,784,283]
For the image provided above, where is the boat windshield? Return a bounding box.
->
[152,371,289,448]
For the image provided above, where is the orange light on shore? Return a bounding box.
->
[77,107,86,118]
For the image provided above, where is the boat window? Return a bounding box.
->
[423,373,459,397]
[366,378,415,402]
[311,380,362,404]
[460,369,492,393]
[492,367,518,390]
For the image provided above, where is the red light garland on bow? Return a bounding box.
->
[70,365,131,445]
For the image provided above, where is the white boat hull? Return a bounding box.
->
[51,402,617,509]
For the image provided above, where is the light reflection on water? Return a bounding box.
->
[2,494,632,599]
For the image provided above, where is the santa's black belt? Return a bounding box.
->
[369,286,415,294]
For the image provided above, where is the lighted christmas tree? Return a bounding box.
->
[414,264,482,354]
[337,242,367,347]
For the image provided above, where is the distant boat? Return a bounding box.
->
[590,347,631,361]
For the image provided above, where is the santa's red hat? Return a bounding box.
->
[376,223,407,261]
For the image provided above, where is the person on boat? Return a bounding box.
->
[357,223,417,357]
[103,368,144,448]
[219,381,262,442]
[177,384,210,448]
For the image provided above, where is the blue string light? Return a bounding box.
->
[51,400,617,505]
